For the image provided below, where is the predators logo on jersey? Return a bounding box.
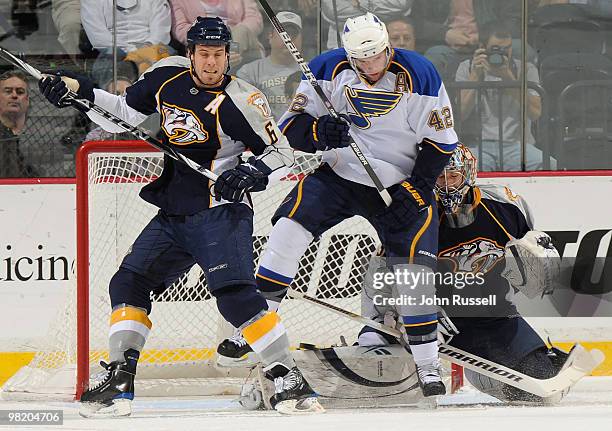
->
[247,92,273,119]
[439,237,505,275]
[344,87,403,129]
[161,103,209,145]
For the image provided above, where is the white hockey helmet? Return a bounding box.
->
[341,13,391,73]
[435,144,478,216]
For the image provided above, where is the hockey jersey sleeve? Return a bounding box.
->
[404,54,459,188]
[84,56,188,133]
[277,50,345,153]
[220,77,294,172]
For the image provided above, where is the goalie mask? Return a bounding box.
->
[341,13,391,80]
[435,144,477,221]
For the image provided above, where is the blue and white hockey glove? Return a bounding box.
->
[38,71,95,110]
[313,114,351,151]
[378,176,433,230]
[213,157,271,203]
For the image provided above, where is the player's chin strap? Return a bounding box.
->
[287,289,604,399]
[501,230,561,299]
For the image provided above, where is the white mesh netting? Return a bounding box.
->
[1,144,381,399]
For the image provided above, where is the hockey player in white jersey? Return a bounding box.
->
[219,12,459,397]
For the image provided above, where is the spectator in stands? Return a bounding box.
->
[52,0,82,56]
[170,0,264,68]
[411,0,522,80]
[283,0,318,59]
[81,0,173,82]
[386,16,416,50]
[455,20,550,171]
[0,70,35,177]
[321,0,413,49]
[236,11,302,120]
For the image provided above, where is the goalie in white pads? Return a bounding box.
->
[359,144,570,404]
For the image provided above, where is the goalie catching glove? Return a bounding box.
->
[38,71,95,110]
[213,156,272,203]
[501,230,561,299]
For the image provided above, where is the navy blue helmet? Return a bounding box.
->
[186,16,232,49]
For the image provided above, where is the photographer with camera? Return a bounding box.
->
[455,20,552,171]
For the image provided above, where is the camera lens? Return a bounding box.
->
[488,53,504,66]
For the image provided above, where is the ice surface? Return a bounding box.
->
[1,377,610,431]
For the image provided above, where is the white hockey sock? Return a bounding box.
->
[410,341,439,365]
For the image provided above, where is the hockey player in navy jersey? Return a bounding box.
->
[38,17,323,416]
[359,144,570,404]
[218,12,459,397]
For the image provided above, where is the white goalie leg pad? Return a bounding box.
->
[259,217,314,281]
[501,230,561,299]
[361,255,398,323]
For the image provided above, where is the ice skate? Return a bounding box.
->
[216,330,257,367]
[264,363,324,414]
[416,358,446,397]
[79,349,138,418]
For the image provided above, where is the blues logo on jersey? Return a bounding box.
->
[344,87,403,129]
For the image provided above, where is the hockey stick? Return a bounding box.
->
[0,46,218,181]
[287,289,605,398]
[255,0,392,207]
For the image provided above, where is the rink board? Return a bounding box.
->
[1,172,612,386]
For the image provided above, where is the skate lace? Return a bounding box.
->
[274,369,301,394]
[417,359,443,385]
[88,361,112,391]
[229,331,248,347]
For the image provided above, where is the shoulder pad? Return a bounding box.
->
[390,49,442,97]
[139,55,190,78]
[478,184,534,228]
[308,48,351,81]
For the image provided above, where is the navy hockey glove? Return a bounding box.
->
[213,157,271,203]
[38,71,95,110]
[378,176,433,230]
[313,114,351,151]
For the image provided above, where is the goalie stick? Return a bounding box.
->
[255,0,393,207]
[0,46,218,182]
[287,289,605,398]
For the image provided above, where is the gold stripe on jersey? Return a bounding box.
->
[331,60,351,80]
[409,205,433,263]
[389,55,414,93]
[281,117,296,134]
[288,177,305,218]
[155,69,190,108]
[480,201,514,241]
[423,137,455,154]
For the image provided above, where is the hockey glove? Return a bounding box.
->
[378,176,433,230]
[38,71,95,110]
[313,114,351,151]
[213,157,271,203]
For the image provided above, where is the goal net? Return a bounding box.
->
[1,140,380,400]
